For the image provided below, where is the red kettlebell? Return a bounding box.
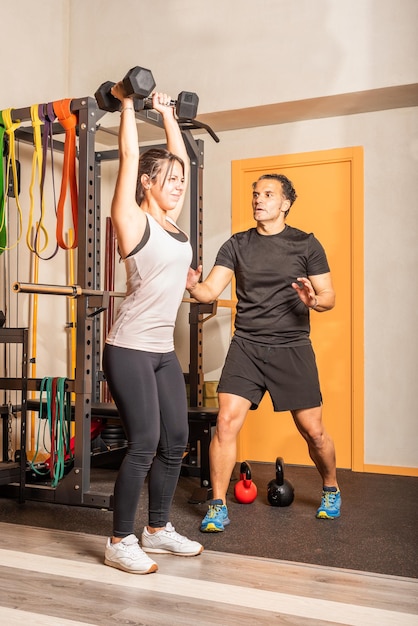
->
[234,461,257,504]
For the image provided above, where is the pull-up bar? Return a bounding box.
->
[6,101,72,123]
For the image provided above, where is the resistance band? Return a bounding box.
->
[66,228,77,437]
[28,235,39,454]
[30,377,104,483]
[0,108,23,251]
[35,102,59,260]
[26,104,49,254]
[0,111,6,252]
[31,376,73,487]
[53,99,78,249]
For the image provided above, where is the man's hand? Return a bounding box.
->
[292,273,335,312]
[186,265,203,292]
[292,276,317,308]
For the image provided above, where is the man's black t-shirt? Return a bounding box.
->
[215,225,330,345]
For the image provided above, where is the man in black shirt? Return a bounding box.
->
[187,173,341,532]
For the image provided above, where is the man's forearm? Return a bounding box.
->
[310,290,335,312]
[187,282,216,303]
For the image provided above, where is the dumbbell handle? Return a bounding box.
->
[143,97,177,109]
[138,91,198,119]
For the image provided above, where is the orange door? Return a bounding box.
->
[231,148,364,470]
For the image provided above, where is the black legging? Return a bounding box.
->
[102,344,189,536]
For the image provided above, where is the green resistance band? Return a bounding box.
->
[37,376,73,487]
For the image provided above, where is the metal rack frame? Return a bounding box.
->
[0,97,218,507]
[0,328,28,503]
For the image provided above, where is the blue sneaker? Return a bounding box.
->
[316,487,341,519]
[200,499,230,532]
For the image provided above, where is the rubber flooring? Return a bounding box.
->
[0,462,416,579]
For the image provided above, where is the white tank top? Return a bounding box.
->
[106,214,192,352]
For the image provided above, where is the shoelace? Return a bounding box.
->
[120,538,141,555]
[207,504,223,518]
[322,491,337,506]
[164,523,187,543]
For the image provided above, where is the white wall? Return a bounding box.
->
[0,2,72,377]
[68,0,418,110]
[1,0,417,470]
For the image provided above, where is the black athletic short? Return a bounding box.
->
[217,335,322,412]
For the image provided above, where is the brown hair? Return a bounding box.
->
[136,148,185,204]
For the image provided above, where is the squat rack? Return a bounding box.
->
[0,96,219,508]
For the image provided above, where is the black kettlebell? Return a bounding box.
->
[267,457,294,507]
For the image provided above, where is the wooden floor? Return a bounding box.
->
[0,522,417,625]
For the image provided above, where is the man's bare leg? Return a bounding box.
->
[292,406,341,518]
[291,406,339,488]
[200,393,251,532]
[210,392,252,503]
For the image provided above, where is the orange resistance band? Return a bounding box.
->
[53,99,78,249]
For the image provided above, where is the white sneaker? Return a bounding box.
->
[104,534,158,574]
[141,522,204,556]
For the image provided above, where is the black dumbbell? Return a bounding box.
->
[95,66,156,113]
[137,91,199,119]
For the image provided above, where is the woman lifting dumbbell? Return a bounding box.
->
[102,81,203,574]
